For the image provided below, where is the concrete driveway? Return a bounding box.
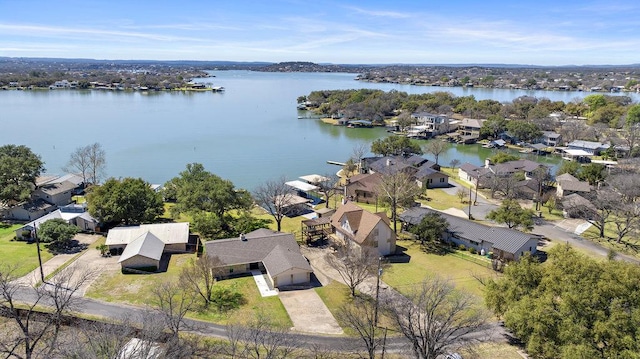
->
[278,289,343,335]
[48,234,120,296]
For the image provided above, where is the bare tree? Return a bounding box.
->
[87,142,106,185]
[377,171,422,233]
[569,189,617,239]
[326,241,379,297]
[449,159,460,171]
[226,313,299,359]
[0,265,94,359]
[151,280,195,340]
[607,173,640,243]
[313,173,339,208]
[384,276,486,359]
[253,176,295,232]
[423,140,448,166]
[180,255,225,308]
[65,142,106,185]
[63,145,92,185]
[338,297,382,359]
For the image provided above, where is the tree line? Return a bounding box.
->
[301,89,640,157]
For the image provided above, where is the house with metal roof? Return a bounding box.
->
[204,229,312,289]
[399,207,539,261]
[330,201,396,256]
[105,222,190,270]
[15,203,98,240]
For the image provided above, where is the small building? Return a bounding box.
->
[204,229,312,289]
[400,207,539,261]
[330,201,396,256]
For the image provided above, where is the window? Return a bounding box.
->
[440,178,445,182]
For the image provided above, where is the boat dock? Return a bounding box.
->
[327,160,346,166]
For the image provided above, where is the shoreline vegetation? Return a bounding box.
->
[2,59,640,94]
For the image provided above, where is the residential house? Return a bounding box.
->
[345,173,382,204]
[15,203,98,240]
[6,199,56,221]
[399,207,539,261]
[484,159,550,180]
[204,229,313,289]
[330,201,396,256]
[457,118,485,138]
[555,173,591,198]
[458,163,485,184]
[105,222,191,270]
[410,112,450,138]
[32,180,77,207]
[540,131,562,147]
[414,166,449,189]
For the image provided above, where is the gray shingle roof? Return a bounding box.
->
[399,207,538,255]
[204,229,312,274]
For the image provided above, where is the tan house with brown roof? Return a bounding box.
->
[330,202,396,256]
[344,173,382,204]
[555,173,591,198]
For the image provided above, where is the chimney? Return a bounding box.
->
[240,233,246,241]
[386,158,392,167]
[484,159,491,168]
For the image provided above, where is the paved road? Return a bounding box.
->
[439,181,640,264]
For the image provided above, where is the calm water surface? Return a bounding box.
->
[2,71,633,190]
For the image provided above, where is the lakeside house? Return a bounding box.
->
[204,229,312,289]
[409,112,450,138]
[105,222,191,271]
[329,201,396,256]
[399,207,539,261]
[6,173,85,221]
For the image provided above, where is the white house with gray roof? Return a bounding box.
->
[204,229,313,289]
[400,207,539,261]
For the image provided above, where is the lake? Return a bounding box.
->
[1,70,633,190]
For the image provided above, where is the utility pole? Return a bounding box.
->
[33,226,45,282]
[374,256,382,326]
[468,185,473,219]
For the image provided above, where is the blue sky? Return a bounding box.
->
[1,0,639,65]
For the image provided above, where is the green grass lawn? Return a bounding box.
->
[582,224,640,258]
[382,240,496,299]
[0,223,54,277]
[86,253,291,326]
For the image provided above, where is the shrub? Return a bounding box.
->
[458,244,466,251]
[211,286,244,312]
[469,247,477,254]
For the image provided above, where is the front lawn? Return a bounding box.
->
[0,223,54,277]
[86,253,291,326]
[383,240,496,298]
